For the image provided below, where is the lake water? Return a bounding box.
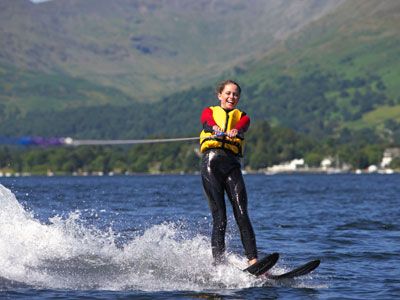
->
[0,174,399,299]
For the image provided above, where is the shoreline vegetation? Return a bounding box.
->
[0,168,398,178]
[1,148,399,177]
[2,110,399,177]
[1,121,399,177]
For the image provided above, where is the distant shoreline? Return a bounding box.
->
[1,169,398,178]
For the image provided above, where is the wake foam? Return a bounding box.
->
[0,184,318,291]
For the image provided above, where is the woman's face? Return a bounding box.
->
[218,83,240,110]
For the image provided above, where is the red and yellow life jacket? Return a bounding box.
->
[200,106,245,155]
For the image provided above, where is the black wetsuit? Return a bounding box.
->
[201,148,257,263]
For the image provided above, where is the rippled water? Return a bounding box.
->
[1,174,399,299]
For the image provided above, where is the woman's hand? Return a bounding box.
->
[212,125,223,134]
[226,129,238,138]
[212,126,238,138]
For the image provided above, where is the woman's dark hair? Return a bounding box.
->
[216,79,241,96]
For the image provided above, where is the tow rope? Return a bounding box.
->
[0,136,201,147]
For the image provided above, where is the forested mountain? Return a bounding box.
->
[1,0,399,141]
[0,0,343,112]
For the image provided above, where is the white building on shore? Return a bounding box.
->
[380,148,400,168]
[265,158,306,173]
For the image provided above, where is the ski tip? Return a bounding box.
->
[270,252,280,260]
[243,252,280,274]
[251,252,279,265]
[268,258,321,280]
[302,259,321,272]
[259,252,280,266]
[311,259,321,268]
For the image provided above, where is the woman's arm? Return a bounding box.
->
[234,113,250,132]
[201,107,220,132]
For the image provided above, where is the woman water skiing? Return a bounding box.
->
[200,79,258,266]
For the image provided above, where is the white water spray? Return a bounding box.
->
[0,184,260,291]
[0,184,321,291]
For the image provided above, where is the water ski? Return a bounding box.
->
[268,259,320,279]
[243,252,279,276]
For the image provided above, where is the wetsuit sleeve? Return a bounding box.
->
[235,113,250,133]
[201,107,216,132]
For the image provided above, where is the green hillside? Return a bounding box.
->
[236,0,400,138]
[1,0,399,144]
[0,0,343,112]
[0,63,135,114]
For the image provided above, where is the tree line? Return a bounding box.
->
[0,120,396,175]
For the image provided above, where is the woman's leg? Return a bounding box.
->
[225,168,257,261]
[201,152,227,264]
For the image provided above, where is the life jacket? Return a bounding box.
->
[200,106,245,156]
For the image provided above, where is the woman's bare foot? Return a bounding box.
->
[248,258,258,266]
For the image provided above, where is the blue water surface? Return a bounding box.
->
[0,174,399,299]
